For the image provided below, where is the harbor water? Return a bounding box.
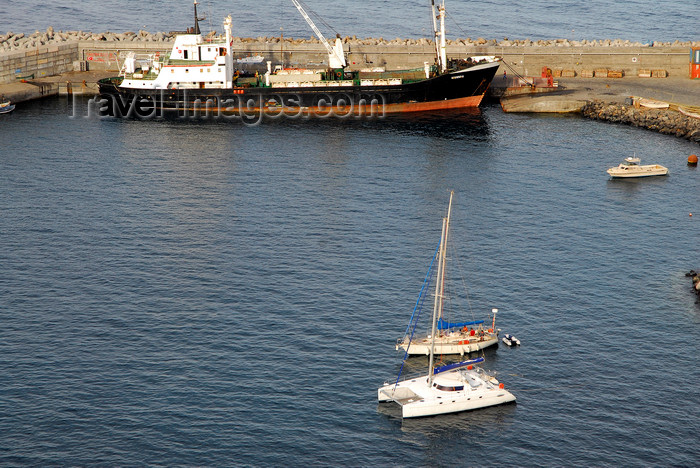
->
[1,96,699,465]
[7,0,697,43]
[3,0,700,464]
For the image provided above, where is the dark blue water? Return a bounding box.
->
[1,97,699,465]
[5,0,696,43]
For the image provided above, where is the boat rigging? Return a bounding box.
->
[378,192,516,418]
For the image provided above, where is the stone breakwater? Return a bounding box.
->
[582,101,700,143]
[2,27,699,52]
[0,28,174,51]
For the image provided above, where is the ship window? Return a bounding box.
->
[183,50,188,59]
[185,69,189,73]
[218,68,221,72]
[200,69,203,73]
[220,47,226,56]
[171,69,174,73]
[435,384,464,392]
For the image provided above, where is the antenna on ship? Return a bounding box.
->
[193,0,205,34]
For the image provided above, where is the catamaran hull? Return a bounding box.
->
[400,390,515,418]
[96,62,500,118]
[378,376,516,418]
[398,335,498,356]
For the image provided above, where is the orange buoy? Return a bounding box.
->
[467,365,473,370]
[689,154,698,165]
[499,383,505,389]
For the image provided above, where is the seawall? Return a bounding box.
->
[582,100,700,142]
[2,30,698,84]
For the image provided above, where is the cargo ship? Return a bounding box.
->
[97,0,502,118]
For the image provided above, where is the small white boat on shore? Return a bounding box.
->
[638,98,669,109]
[607,157,668,178]
[679,106,700,119]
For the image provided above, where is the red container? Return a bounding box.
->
[691,48,700,79]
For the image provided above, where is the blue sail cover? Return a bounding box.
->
[433,357,485,375]
[437,318,484,330]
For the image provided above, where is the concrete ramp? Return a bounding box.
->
[501,93,588,113]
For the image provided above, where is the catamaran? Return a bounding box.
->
[378,192,516,418]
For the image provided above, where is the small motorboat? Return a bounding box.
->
[0,100,15,114]
[502,334,520,346]
[607,157,668,178]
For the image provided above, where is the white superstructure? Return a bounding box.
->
[118,15,235,90]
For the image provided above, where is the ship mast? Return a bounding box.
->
[193,0,201,34]
[428,191,453,386]
[430,0,448,73]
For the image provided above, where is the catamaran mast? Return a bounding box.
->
[428,191,454,386]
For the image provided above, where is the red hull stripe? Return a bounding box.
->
[172,94,486,116]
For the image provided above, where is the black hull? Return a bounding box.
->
[96,62,500,118]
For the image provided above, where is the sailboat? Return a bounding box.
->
[378,192,516,418]
[395,197,501,356]
[396,308,500,356]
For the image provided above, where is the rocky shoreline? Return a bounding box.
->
[582,100,700,143]
[2,27,699,52]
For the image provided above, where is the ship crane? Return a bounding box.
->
[290,0,347,69]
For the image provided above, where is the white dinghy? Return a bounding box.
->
[502,334,520,346]
[378,192,516,418]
